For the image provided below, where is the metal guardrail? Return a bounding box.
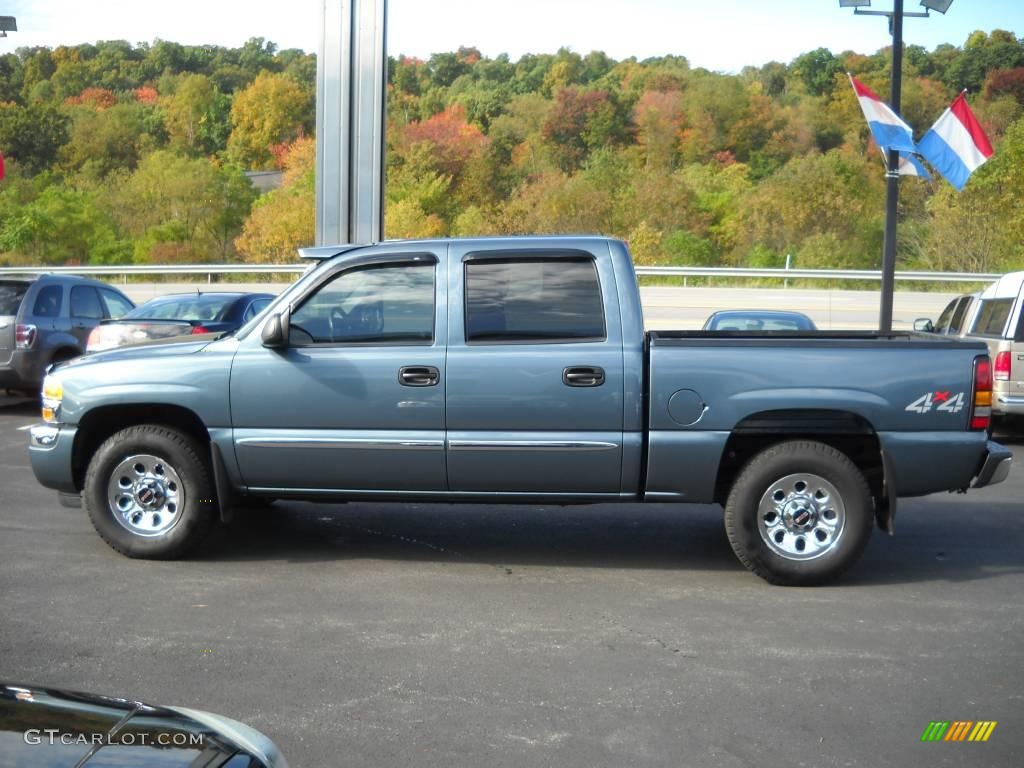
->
[0,263,1003,283]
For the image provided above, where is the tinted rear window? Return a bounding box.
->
[32,284,63,318]
[949,296,973,333]
[464,257,605,342]
[0,282,29,315]
[972,298,1013,337]
[933,299,958,334]
[126,295,237,322]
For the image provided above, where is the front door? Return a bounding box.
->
[230,252,447,493]
[444,244,625,495]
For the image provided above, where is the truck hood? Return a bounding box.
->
[55,337,218,374]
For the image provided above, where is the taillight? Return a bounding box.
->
[994,350,1011,382]
[14,323,36,349]
[191,325,209,335]
[970,356,992,431]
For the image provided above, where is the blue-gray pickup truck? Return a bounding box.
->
[28,236,1012,585]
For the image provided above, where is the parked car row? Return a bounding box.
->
[2,275,274,394]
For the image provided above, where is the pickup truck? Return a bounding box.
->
[28,236,1012,585]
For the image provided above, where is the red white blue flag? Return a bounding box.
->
[849,74,917,153]
[917,92,994,191]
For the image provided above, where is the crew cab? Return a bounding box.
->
[28,237,1012,585]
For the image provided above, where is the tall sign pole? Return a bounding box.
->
[316,0,387,246]
[879,0,904,332]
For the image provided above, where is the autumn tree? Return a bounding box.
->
[235,137,315,262]
[228,72,308,169]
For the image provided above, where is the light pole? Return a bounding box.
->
[839,0,953,332]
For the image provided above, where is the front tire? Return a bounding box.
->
[84,425,216,559]
[724,440,873,586]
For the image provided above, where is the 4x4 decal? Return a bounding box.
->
[905,391,965,414]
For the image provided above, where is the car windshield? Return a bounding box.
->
[0,281,29,315]
[124,295,237,323]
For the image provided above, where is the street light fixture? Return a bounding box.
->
[838,0,953,332]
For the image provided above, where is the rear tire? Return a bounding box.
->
[84,425,216,559]
[724,440,873,586]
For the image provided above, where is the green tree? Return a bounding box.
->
[163,74,230,155]
[0,103,70,174]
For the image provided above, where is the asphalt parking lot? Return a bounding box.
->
[1,394,1021,768]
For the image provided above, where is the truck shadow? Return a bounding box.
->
[203,501,741,572]
[199,498,1024,585]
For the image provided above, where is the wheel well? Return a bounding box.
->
[50,346,81,363]
[72,404,210,491]
[713,410,884,506]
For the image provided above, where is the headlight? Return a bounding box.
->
[41,377,63,424]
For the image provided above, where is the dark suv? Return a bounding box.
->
[0,275,134,395]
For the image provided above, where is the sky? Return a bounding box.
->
[2,0,1023,73]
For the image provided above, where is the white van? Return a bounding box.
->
[964,271,1024,424]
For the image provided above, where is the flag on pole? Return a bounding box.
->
[849,74,917,153]
[917,91,994,191]
[885,148,931,179]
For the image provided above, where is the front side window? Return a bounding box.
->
[99,288,134,319]
[70,286,104,319]
[464,257,605,343]
[971,298,1013,337]
[289,262,435,345]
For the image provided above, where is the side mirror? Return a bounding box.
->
[913,318,934,333]
[261,309,290,349]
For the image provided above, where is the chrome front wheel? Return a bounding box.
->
[107,454,186,537]
[85,425,215,559]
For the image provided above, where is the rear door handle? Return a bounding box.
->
[563,366,605,387]
[399,365,440,387]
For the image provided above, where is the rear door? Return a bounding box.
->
[69,284,106,346]
[0,281,29,366]
[444,244,625,495]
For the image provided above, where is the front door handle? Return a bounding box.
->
[563,366,605,387]
[399,365,440,387]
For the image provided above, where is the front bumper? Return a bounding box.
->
[27,423,78,494]
[972,441,1013,489]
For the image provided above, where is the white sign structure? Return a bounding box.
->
[316,0,387,246]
